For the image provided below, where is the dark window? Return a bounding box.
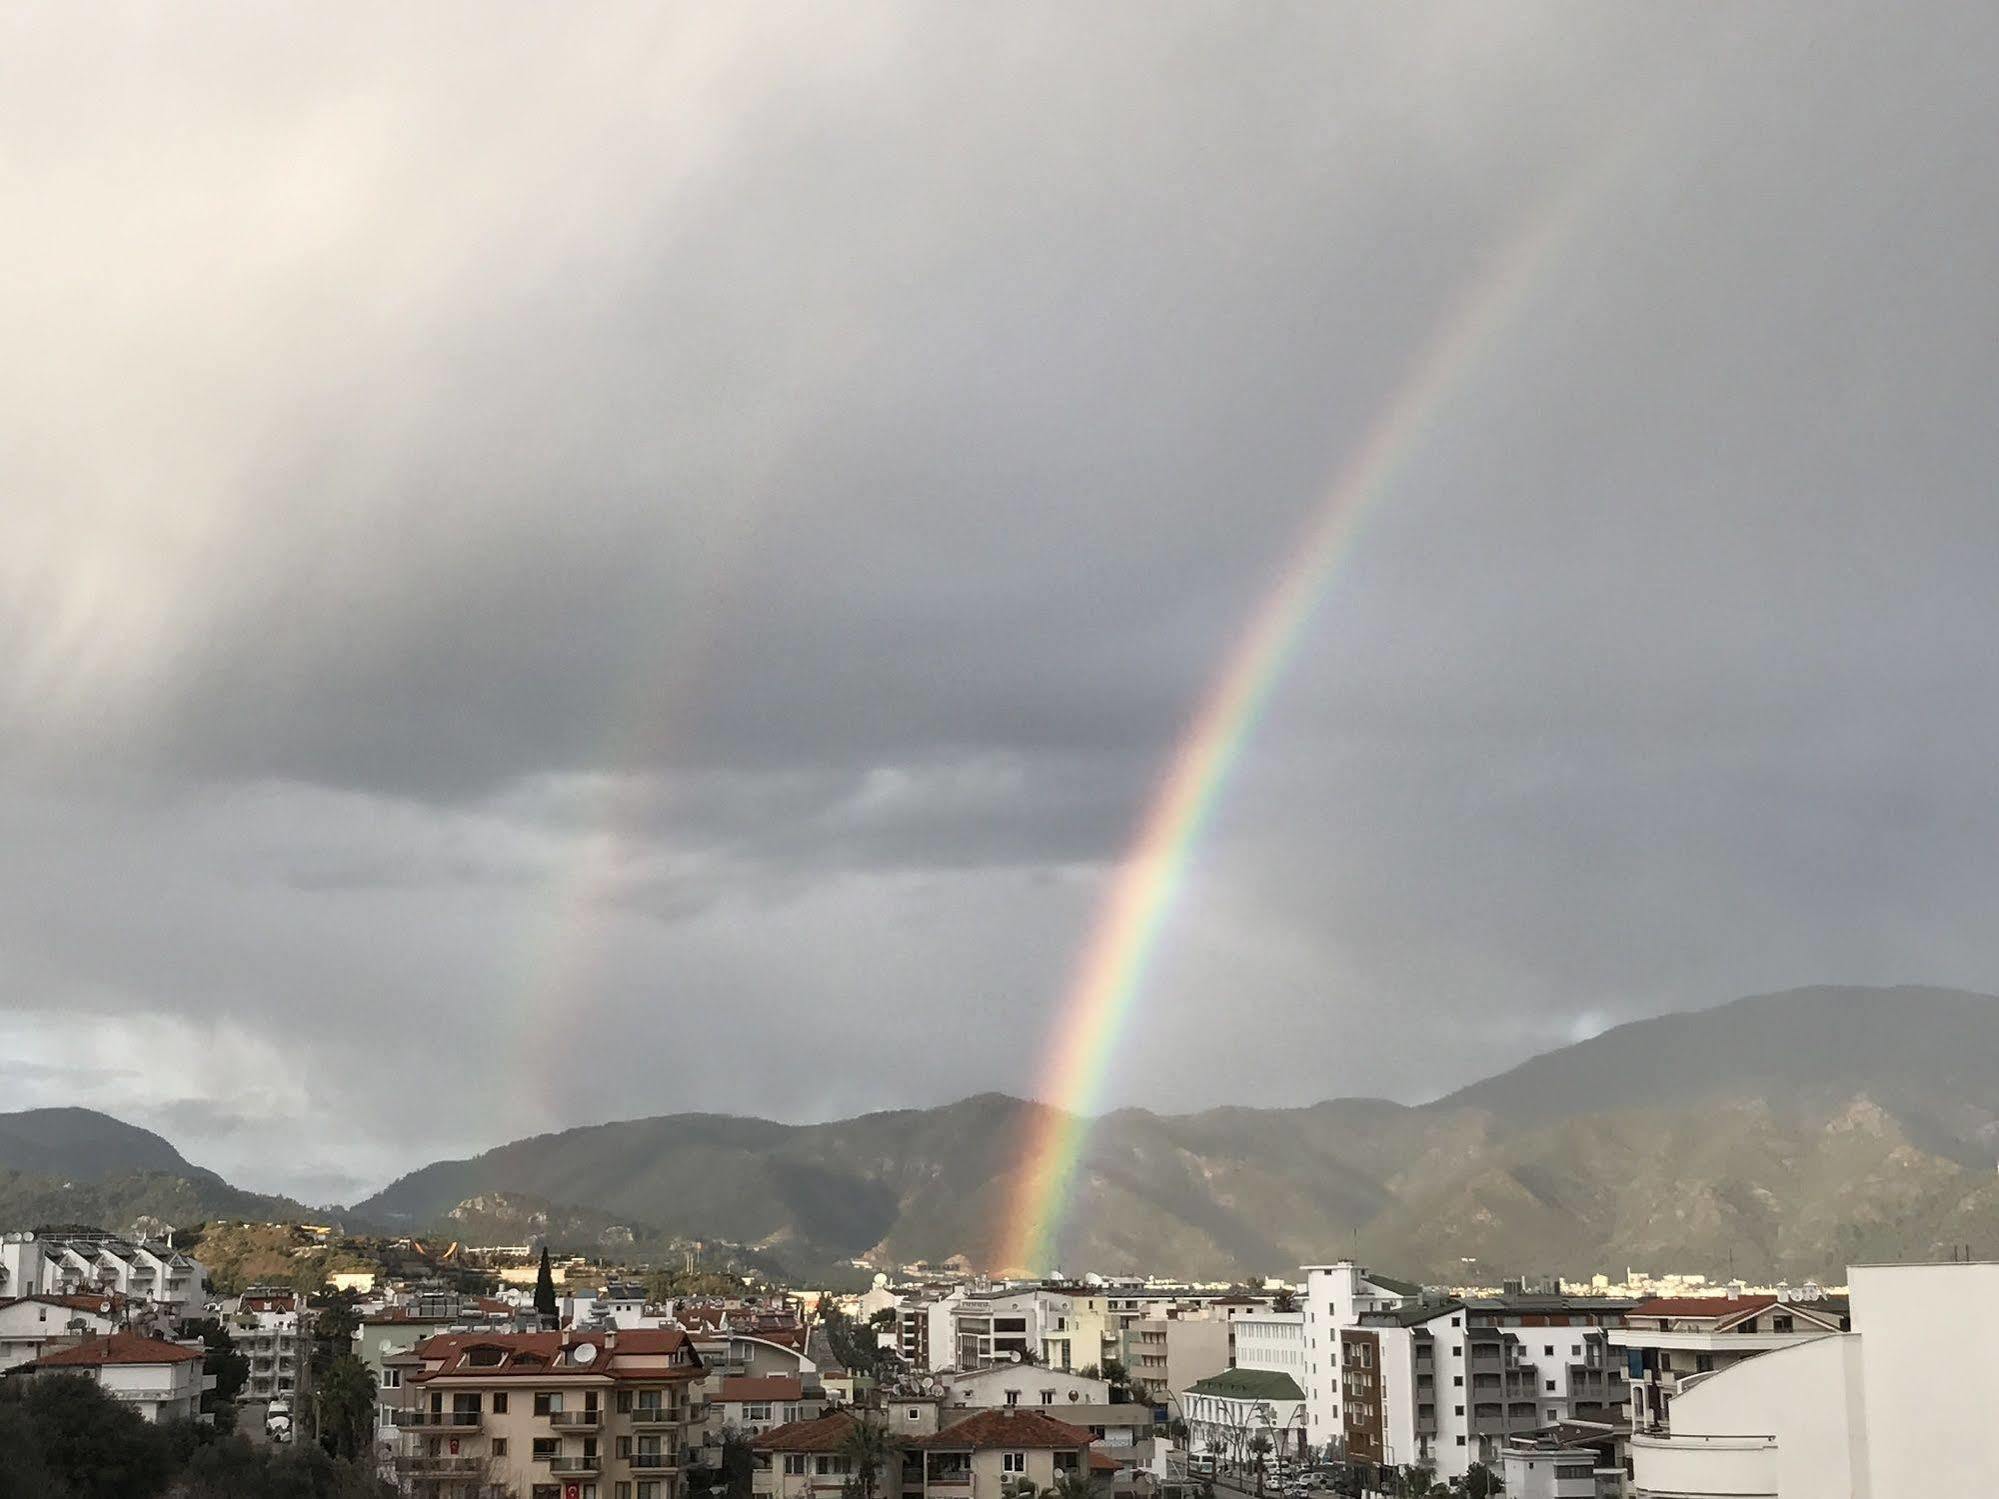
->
[493,1393,508,1414]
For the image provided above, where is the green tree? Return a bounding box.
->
[1270,1288,1299,1314]
[1459,1462,1503,1498]
[311,1355,376,1463]
[868,1307,898,1330]
[837,1410,900,1499]
[534,1246,559,1325]
[0,1374,175,1499]
[1098,1358,1133,1403]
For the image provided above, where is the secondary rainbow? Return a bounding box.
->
[998,200,1582,1274]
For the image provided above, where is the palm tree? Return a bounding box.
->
[1248,1434,1273,1497]
[838,1411,900,1499]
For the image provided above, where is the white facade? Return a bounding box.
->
[1300,1262,1417,1454]
[0,1231,207,1316]
[1627,1261,1999,1498]
[1501,1438,1617,1499]
[0,1295,123,1370]
[945,1363,1114,1410]
[1232,1311,1307,1379]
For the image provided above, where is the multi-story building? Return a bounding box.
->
[7,1329,212,1423]
[1298,1262,1420,1454]
[1499,1428,1622,1499]
[951,1291,1044,1369]
[230,1287,308,1405]
[895,1289,965,1372]
[0,1229,207,1316]
[1624,1261,1995,1498]
[1608,1289,1849,1436]
[396,1327,704,1499]
[1229,1309,1306,1383]
[1338,1294,1632,1486]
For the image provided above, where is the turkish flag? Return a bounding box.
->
[565,1487,581,1499]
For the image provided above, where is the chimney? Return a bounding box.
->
[606,1331,618,1350]
[1726,1284,1741,1301]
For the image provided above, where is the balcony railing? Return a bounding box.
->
[403,1410,483,1428]
[633,1405,683,1426]
[633,1451,679,1470]
[550,1410,602,1429]
[396,1455,486,1475]
[549,1455,602,1476]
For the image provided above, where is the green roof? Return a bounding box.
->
[1183,1369,1305,1402]
[1366,1273,1424,1297]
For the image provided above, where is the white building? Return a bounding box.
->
[0,1230,207,1317]
[0,1293,127,1370]
[1232,1309,1307,1381]
[1339,1294,1630,1486]
[229,1288,308,1404]
[1179,1367,1309,1462]
[8,1329,213,1423]
[1500,1429,1622,1499]
[1299,1262,1420,1454]
[1626,1261,1999,1498]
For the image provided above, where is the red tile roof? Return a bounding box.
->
[752,1410,864,1453]
[1090,1452,1120,1472]
[722,1375,807,1402]
[1627,1296,1776,1321]
[916,1410,1095,1450]
[410,1329,701,1383]
[25,1331,204,1368]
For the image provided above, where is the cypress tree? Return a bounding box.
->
[534,1245,558,1326]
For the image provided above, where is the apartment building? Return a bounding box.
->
[1625,1261,1997,1498]
[951,1291,1044,1369]
[1338,1294,1632,1486]
[1498,1428,1622,1499]
[0,1229,207,1316]
[1608,1288,1849,1435]
[231,1287,307,1404]
[7,1330,212,1423]
[1110,1311,1230,1413]
[895,1289,965,1372]
[396,1327,704,1499]
[1298,1262,1419,1453]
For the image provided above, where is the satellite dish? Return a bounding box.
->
[873,1273,889,1288]
[1009,1351,1022,1363]
[572,1342,598,1365]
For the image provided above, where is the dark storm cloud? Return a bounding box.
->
[5,1,1998,1196]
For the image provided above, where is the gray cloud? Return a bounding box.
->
[5,1,1998,1197]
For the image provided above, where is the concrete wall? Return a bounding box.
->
[1851,1261,1999,1497]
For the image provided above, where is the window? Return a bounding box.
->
[493,1393,509,1414]
[618,1390,633,1413]
[907,1408,922,1422]
[1456,1437,1466,1447]
[533,1438,559,1460]
[617,1437,632,1459]
[1543,1346,1553,1356]
[1005,1391,1020,1407]
[640,1485,662,1499]
[745,1404,773,1422]
[1545,1381,1555,1392]
[1452,1348,1462,1358]
[381,1369,401,1389]
[534,1392,560,1417]
[617,1487,632,1499]
[1450,1318,1461,1328]
[494,1440,509,1458]
[1545,1409,1558,1423]
[785,1457,807,1475]
[1003,1453,1027,1474]
[1041,1390,1057,1405]
[1452,1377,1462,1388]
[1454,1406,1463,1417]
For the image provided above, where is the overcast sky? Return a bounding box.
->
[5,3,1998,1204]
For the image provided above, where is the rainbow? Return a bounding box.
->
[997,197,1585,1275]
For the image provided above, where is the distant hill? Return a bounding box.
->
[0,1107,210,1183]
[354,986,1999,1281]
[22,987,1999,1283]
[0,1107,333,1241]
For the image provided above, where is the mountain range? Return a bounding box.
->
[12,986,1999,1283]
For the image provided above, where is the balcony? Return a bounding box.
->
[632,1405,684,1428]
[549,1455,602,1477]
[550,1410,602,1430]
[633,1451,680,1470]
[397,1455,487,1476]
[402,1410,483,1429]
